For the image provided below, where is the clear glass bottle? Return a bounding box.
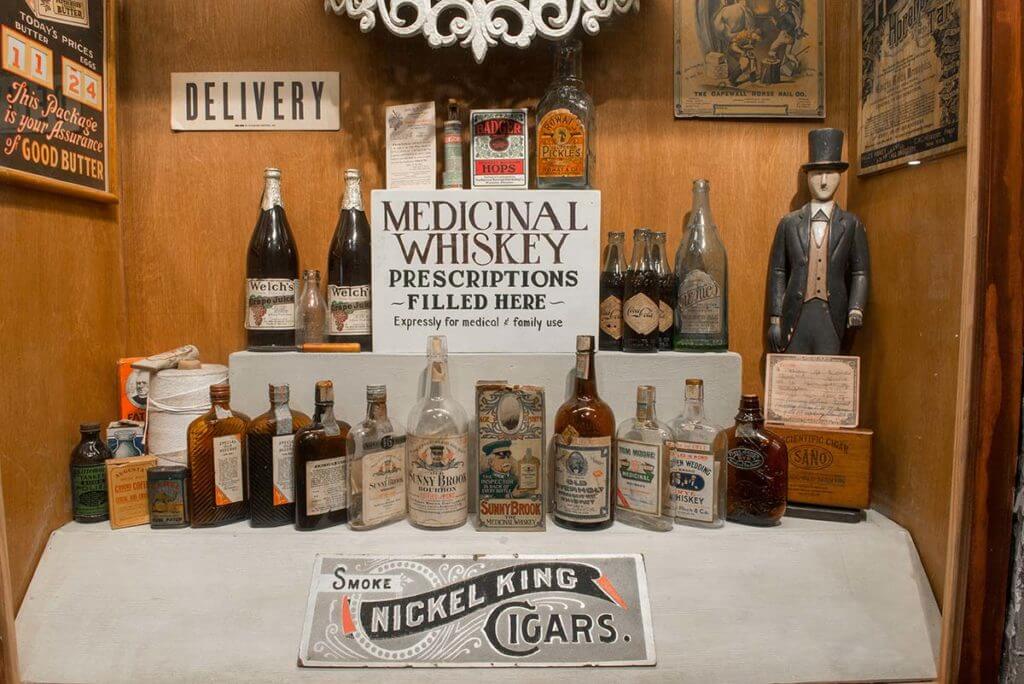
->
[406,336,469,530]
[615,386,673,531]
[651,232,677,351]
[727,394,788,526]
[295,269,327,346]
[598,231,626,351]
[675,179,729,352]
[349,385,407,530]
[442,100,464,190]
[187,383,251,528]
[294,381,351,531]
[536,39,595,189]
[623,228,660,353]
[70,422,113,523]
[667,379,727,529]
[327,169,372,350]
[246,384,311,527]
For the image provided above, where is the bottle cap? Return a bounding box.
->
[693,178,710,190]
[209,383,230,401]
[264,167,281,179]
[177,359,201,370]
[447,100,459,120]
[367,384,387,400]
[685,379,704,401]
[633,227,650,239]
[739,393,761,410]
[653,231,667,240]
[576,335,594,352]
[345,168,361,181]
[637,385,656,405]
[315,380,334,403]
[608,231,625,239]
[269,384,289,403]
[79,422,101,432]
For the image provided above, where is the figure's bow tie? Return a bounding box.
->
[812,209,831,221]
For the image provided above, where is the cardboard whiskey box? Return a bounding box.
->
[774,425,873,510]
[106,455,157,528]
[475,382,545,531]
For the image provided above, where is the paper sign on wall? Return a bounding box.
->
[170,72,340,131]
[764,354,861,428]
[385,102,437,190]
[370,189,600,353]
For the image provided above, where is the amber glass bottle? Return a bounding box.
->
[70,422,113,523]
[294,381,351,530]
[246,384,311,527]
[623,228,660,353]
[187,383,251,527]
[553,335,616,530]
[726,394,788,526]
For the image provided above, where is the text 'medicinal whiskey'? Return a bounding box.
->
[246,384,310,527]
[187,383,251,528]
[727,394,788,526]
[349,385,407,531]
[598,231,626,351]
[294,381,351,531]
[553,335,616,530]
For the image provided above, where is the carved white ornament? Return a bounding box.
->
[324,0,640,63]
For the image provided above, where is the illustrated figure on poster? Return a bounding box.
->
[767,129,870,355]
[479,440,518,498]
[712,0,755,47]
[768,0,807,77]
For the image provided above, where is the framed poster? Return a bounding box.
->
[0,0,116,202]
[674,0,825,119]
[857,0,966,175]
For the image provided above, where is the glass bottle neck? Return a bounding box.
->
[635,401,658,423]
[684,397,705,421]
[366,399,389,421]
[689,185,714,238]
[314,401,336,423]
[427,358,452,400]
[262,177,282,210]
[630,237,651,270]
[575,351,598,398]
[554,48,583,85]
[343,177,363,211]
[603,240,625,274]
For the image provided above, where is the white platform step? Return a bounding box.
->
[16,512,939,683]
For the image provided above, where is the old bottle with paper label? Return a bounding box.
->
[726,394,787,526]
[536,39,594,189]
[70,422,113,523]
[615,386,672,531]
[246,384,310,527]
[675,179,729,352]
[246,168,300,351]
[598,231,626,351]
[623,228,660,353]
[294,381,351,530]
[327,168,372,350]
[187,383,251,527]
[652,231,677,351]
[349,385,407,531]
[667,379,726,529]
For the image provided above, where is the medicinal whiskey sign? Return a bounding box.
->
[1,0,110,196]
[298,554,655,668]
[371,189,600,353]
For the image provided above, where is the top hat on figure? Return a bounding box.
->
[802,128,849,172]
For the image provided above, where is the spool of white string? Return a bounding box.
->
[146,363,229,465]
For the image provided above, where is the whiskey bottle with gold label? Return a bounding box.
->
[187,383,251,528]
[599,231,626,351]
[536,39,594,189]
[246,384,310,527]
[349,385,407,531]
[727,394,788,526]
[623,228,660,353]
[294,381,351,530]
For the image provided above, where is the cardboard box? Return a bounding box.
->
[106,455,157,528]
[775,425,873,510]
[117,357,148,423]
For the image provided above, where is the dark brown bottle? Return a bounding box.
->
[652,231,677,351]
[327,169,372,351]
[726,395,788,526]
[622,228,660,353]
[246,167,300,351]
[553,335,616,530]
[70,422,113,523]
[187,383,251,528]
[598,231,626,351]
[246,384,311,527]
[294,381,352,530]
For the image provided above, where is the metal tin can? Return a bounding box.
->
[147,466,190,529]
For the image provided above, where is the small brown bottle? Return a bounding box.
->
[246,384,311,527]
[294,381,351,530]
[187,383,251,528]
[70,422,113,523]
[726,394,788,526]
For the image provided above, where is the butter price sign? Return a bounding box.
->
[298,554,655,668]
[371,190,600,353]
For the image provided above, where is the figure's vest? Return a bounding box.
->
[804,219,830,303]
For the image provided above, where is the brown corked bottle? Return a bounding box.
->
[187,383,251,527]
[294,381,351,530]
[726,394,788,526]
[246,384,311,527]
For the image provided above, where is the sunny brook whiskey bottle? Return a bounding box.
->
[349,385,407,531]
[598,231,626,351]
[70,422,113,523]
[675,179,729,352]
[652,231,677,351]
[187,383,251,527]
[406,336,470,530]
[727,394,788,526]
[246,168,300,351]
[246,384,310,527]
[536,39,594,189]
[327,169,372,350]
[667,379,727,529]
[623,228,660,353]
[294,381,351,530]
[515,447,542,495]
[553,335,616,530]
[615,386,673,531]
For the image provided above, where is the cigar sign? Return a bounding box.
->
[371,189,601,353]
[298,554,655,668]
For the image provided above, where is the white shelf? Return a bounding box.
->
[16,512,939,683]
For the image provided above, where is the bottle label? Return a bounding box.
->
[306,456,347,516]
[599,295,623,340]
[678,270,722,335]
[328,284,371,335]
[360,437,406,527]
[555,436,612,523]
[518,462,539,491]
[669,441,715,523]
[407,433,468,527]
[659,300,674,333]
[575,353,588,380]
[616,439,663,516]
[623,293,659,335]
[71,463,108,517]
[271,435,295,505]
[213,435,244,506]
[245,278,296,330]
[728,447,765,471]
[536,108,586,179]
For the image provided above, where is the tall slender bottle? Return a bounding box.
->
[406,336,469,530]
[598,231,626,351]
[442,100,464,190]
[70,422,113,523]
[294,381,351,530]
[667,379,727,529]
[652,232,677,351]
[615,386,673,531]
[536,39,595,189]
[327,169,373,351]
[623,228,660,353]
[349,385,407,530]
[727,394,788,526]
[246,168,300,351]
[187,383,251,528]
[246,384,311,527]
[675,179,729,352]
[553,335,616,530]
